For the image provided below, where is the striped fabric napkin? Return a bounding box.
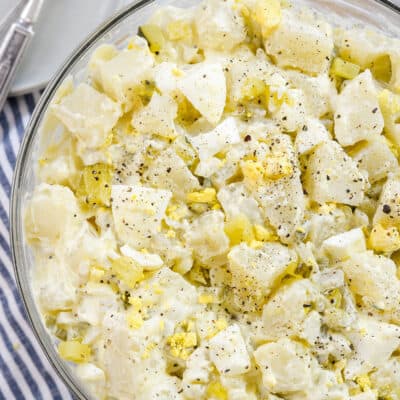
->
[0,94,73,399]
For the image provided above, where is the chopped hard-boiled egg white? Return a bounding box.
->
[178,62,226,125]
[27,0,400,399]
[322,228,366,261]
[120,245,163,270]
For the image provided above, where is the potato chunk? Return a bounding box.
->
[304,140,368,206]
[254,338,313,393]
[265,9,333,75]
[339,251,400,311]
[334,70,384,147]
[111,185,172,248]
[228,242,296,299]
[51,83,121,149]
[373,175,400,227]
[351,138,398,183]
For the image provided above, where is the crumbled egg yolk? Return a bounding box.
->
[253,224,279,242]
[166,204,188,221]
[187,188,217,204]
[111,257,144,289]
[242,154,293,185]
[142,342,157,359]
[355,374,372,392]
[127,309,144,330]
[58,340,91,363]
[368,224,400,253]
[264,154,293,180]
[198,294,215,304]
[167,332,197,359]
[241,160,265,186]
[224,214,255,245]
[206,381,228,400]
[206,318,228,339]
[126,296,146,329]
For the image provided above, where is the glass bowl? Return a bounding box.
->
[9,0,400,399]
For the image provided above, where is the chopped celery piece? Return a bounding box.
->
[58,341,91,363]
[140,24,165,53]
[330,57,360,80]
[370,54,392,83]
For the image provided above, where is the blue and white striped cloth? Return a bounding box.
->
[0,94,73,399]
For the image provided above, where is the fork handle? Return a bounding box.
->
[0,22,32,111]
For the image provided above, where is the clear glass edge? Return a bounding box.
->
[10,0,155,398]
[9,0,400,399]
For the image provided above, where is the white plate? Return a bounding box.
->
[0,0,131,96]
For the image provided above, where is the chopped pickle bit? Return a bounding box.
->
[379,89,400,116]
[187,188,217,203]
[135,80,158,105]
[77,163,113,207]
[326,288,343,308]
[166,20,193,41]
[206,381,228,400]
[330,57,360,80]
[368,224,400,253]
[189,264,208,285]
[58,341,91,363]
[224,214,255,246]
[241,160,265,186]
[111,257,144,288]
[175,94,202,127]
[370,54,392,83]
[166,332,197,359]
[139,24,165,53]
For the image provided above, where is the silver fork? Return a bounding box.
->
[0,0,44,111]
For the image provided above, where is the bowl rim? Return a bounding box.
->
[9,0,400,398]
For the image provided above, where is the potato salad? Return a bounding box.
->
[25,0,400,399]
